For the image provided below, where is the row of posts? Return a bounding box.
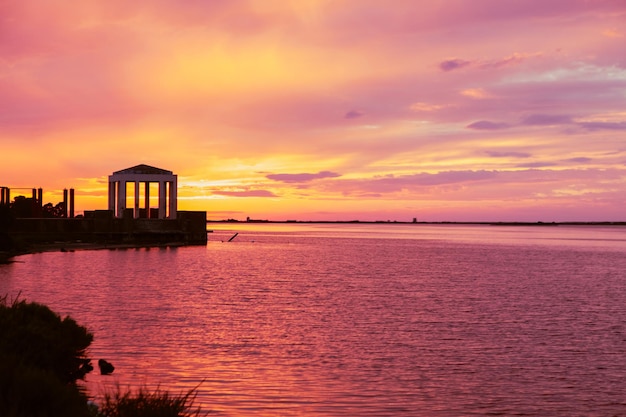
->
[0,187,75,218]
[0,187,10,206]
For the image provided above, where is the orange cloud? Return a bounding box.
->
[1,0,626,221]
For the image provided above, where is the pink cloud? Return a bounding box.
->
[345,110,364,119]
[212,190,277,198]
[267,171,342,183]
[522,114,574,126]
[579,121,626,131]
[467,121,511,130]
[440,59,472,72]
[486,151,532,158]
[1,0,626,220]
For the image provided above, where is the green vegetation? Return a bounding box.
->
[0,295,206,417]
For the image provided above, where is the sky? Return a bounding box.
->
[1,0,625,222]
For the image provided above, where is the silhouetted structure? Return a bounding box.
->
[0,187,9,205]
[2,165,207,251]
[109,164,177,219]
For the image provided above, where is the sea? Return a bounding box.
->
[1,223,626,416]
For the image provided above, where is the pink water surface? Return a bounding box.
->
[1,224,626,415]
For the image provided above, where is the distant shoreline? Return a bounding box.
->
[207,220,626,226]
[4,220,623,262]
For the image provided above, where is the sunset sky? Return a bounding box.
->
[1,0,625,221]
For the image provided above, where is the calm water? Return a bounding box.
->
[1,224,626,416]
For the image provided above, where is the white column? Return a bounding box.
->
[168,178,177,219]
[117,180,126,217]
[134,181,140,218]
[158,180,166,219]
[108,181,116,212]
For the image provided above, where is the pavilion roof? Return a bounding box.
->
[112,164,173,175]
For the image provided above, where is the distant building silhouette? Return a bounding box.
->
[108,164,177,219]
[2,165,207,250]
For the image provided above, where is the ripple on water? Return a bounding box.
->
[1,225,625,416]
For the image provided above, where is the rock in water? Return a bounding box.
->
[98,359,115,375]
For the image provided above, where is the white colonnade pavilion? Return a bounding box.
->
[108,164,177,219]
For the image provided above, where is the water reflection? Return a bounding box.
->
[1,225,626,415]
[209,222,626,248]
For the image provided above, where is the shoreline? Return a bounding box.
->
[1,241,195,263]
[4,221,625,262]
[208,220,626,226]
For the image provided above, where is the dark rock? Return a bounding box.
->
[98,359,115,375]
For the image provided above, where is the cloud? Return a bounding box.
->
[486,151,532,158]
[410,102,445,112]
[519,116,626,130]
[325,167,626,201]
[266,171,341,183]
[439,59,472,72]
[479,52,541,69]
[363,170,499,192]
[212,190,277,198]
[467,121,511,130]
[461,88,493,99]
[578,121,626,131]
[2,0,626,221]
[564,157,592,163]
[408,170,498,185]
[522,114,574,126]
[603,29,623,38]
[345,110,364,119]
[515,162,558,168]
[440,53,540,73]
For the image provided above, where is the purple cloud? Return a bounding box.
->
[345,110,364,119]
[486,151,531,158]
[467,120,511,130]
[479,53,539,69]
[411,170,497,185]
[440,53,537,74]
[267,171,341,183]
[522,114,573,126]
[578,121,626,131]
[368,170,498,190]
[516,161,558,168]
[439,59,472,72]
[564,157,592,164]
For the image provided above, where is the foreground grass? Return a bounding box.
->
[96,385,205,417]
[0,295,207,417]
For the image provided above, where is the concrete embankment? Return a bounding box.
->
[5,210,208,257]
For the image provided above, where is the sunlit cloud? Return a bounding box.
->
[460,88,493,99]
[266,171,342,183]
[410,102,446,112]
[603,29,623,38]
[212,190,278,198]
[1,0,625,221]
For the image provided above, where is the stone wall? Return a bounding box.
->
[9,210,208,247]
